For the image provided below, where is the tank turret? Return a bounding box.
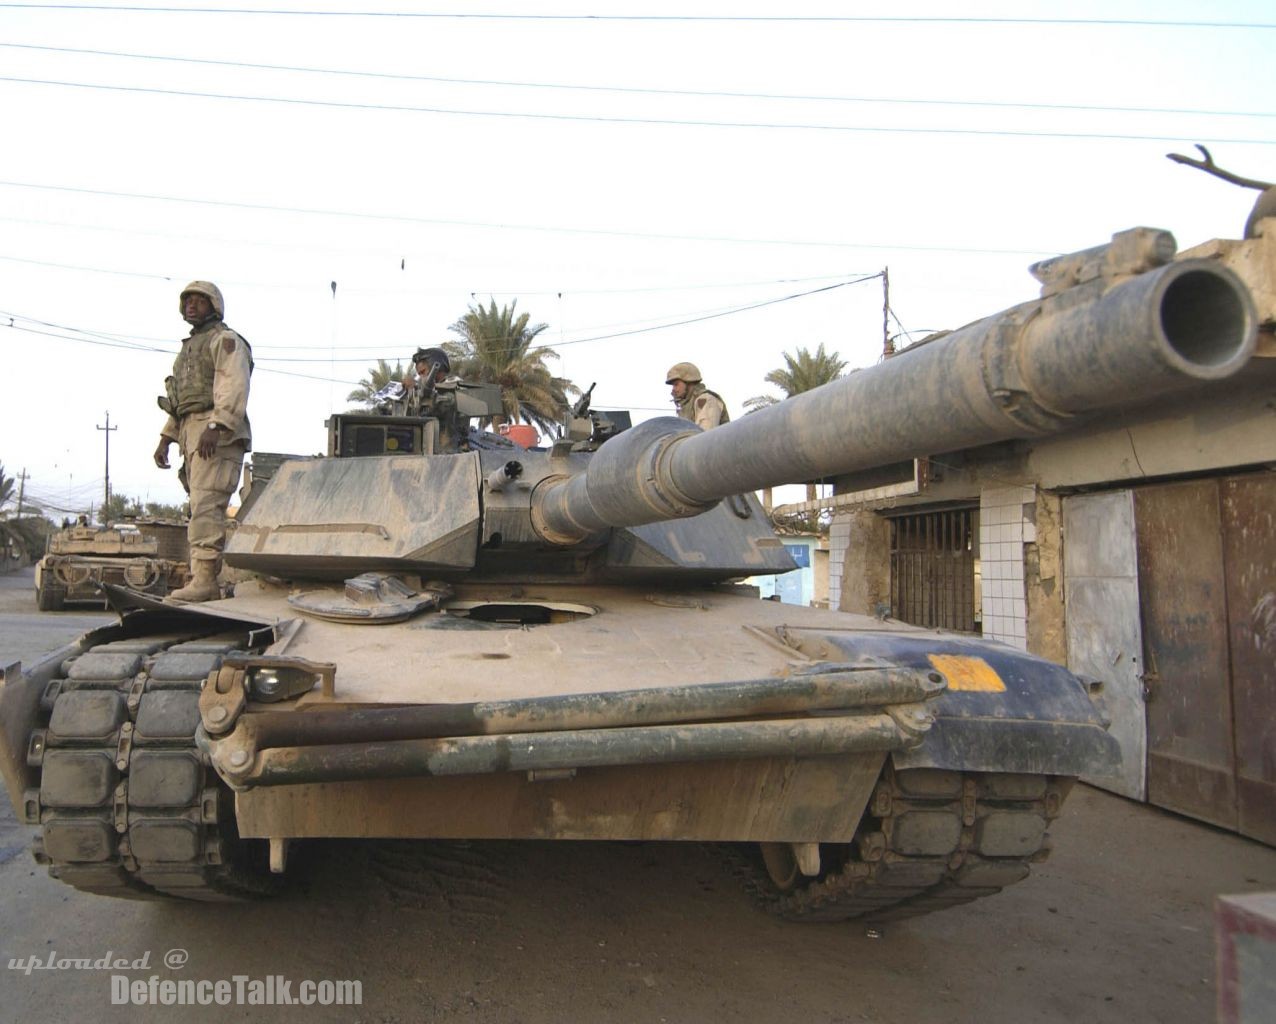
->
[227,227,1255,578]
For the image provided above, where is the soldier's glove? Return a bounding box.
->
[153,438,172,469]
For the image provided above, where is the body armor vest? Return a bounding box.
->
[163,323,253,417]
[677,383,730,424]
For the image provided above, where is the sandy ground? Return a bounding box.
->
[1,566,1273,1023]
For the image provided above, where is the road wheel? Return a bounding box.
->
[735,767,1065,923]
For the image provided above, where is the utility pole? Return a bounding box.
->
[97,412,118,513]
[881,267,894,359]
[15,468,27,517]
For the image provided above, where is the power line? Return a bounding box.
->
[0,316,166,353]
[545,275,881,348]
[0,234,868,297]
[0,320,360,384]
[472,279,877,340]
[247,277,864,358]
[4,76,1274,145]
[4,42,1270,120]
[0,252,179,282]
[2,276,873,371]
[1,269,878,352]
[0,181,1070,256]
[0,308,171,350]
[469,273,873,297]
[0,8,1270,28]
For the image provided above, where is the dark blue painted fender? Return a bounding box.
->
[804,630,1121,777]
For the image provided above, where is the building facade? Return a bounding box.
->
[825,227,1276,844]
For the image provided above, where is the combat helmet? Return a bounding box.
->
[412,347,451,373]
[665,362,702,384]
[179,281,225,319]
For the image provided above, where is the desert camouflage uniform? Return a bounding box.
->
[159,290,252,565]
[676,382,729,431]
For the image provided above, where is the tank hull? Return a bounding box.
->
[0,588,1095,917]
[35,555,189,608]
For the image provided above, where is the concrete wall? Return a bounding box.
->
[830,508,890,616]
[1025,491,1067,665]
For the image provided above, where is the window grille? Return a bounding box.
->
[888,507,977,632]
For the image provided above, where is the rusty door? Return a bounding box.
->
[1134,482,1237,829]
[1063,490,1145,800]
[1221,474,1276,846]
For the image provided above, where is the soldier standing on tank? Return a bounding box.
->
[153,281,252,603]
[666,362,729,431]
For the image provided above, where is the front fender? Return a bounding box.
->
[797,630,1122,778]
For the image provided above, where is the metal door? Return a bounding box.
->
[1134,481,1237,829]
[1222,474,1276,846]
[1063,491,1145,799]
[888,507,977,632]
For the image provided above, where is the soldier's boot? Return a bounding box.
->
[169,559,222,603]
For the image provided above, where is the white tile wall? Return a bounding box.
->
[979,485,1034,650]
[828,514,847,609]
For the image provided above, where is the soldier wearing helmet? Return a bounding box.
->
[407,346,462,451]
[153,281,253,602]
[665,362,729,431]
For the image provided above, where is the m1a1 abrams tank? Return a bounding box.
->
[0,227,1259,919]
[34,520,190,611]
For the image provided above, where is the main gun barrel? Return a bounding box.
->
[534,234,1256,544]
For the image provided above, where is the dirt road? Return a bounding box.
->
[1,568,1273,1023]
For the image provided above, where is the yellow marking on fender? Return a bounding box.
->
[927,654,1006,692]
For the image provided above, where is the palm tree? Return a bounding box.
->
[0,462,43,570]
[97,493,145,525]
[444,300,576,435]
[347,359,409,407]
[744,343,847,413]
[744,345,848,526]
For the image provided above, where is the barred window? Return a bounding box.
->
[888,506,978,632]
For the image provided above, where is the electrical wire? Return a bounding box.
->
[0,216,883,294]
[0,181,1058,255]
[3,42,1270,120]
[0,8,1270,28]
[0,320,361,384]
[2,274,875,371]
[546,275,879,348]
[538,276,877,338]
[5,75,1274,145]
[2,276,867,367]
[0,310,172,346]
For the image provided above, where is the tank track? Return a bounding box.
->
[24,631,275,902]
[733,765,1071,924]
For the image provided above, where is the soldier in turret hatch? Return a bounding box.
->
[666,362,729,431]
[407,346,462,452]
[153,281,253,603]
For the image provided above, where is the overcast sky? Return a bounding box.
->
[1,1,1272,516]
